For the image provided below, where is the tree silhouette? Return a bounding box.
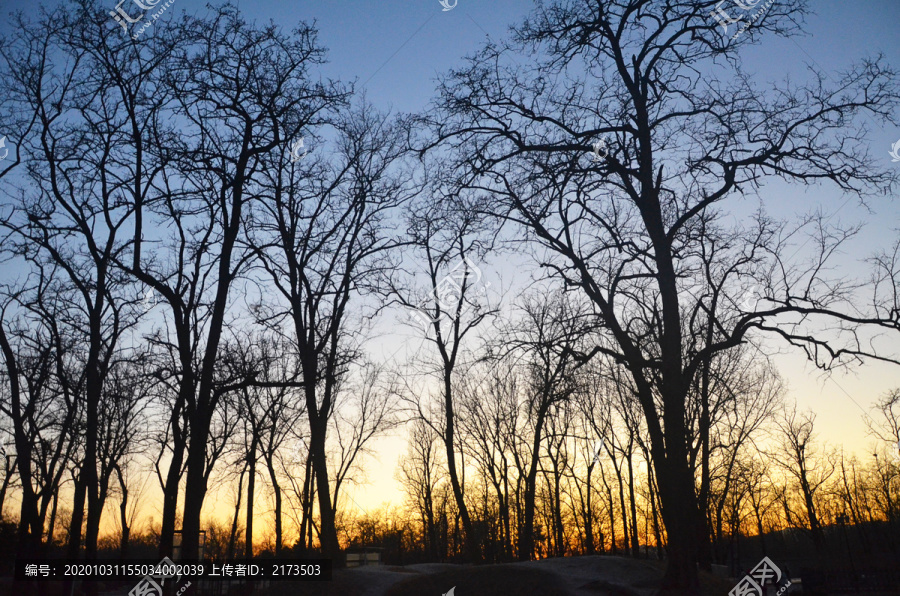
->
[420,0,899,589]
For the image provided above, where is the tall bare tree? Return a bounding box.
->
[503,289,589,560]
[398,419,444,559]
[0,5,158,562]
[773,406,834,549]
[0,278,78,556]
[392,184,499,561]
[421,0,899,589]
[250,101,410,560]
[457,360,519,560]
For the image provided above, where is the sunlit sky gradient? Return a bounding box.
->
[1,0,899,537]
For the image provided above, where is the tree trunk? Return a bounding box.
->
[117,468,130,557]
[273,479,283,556]
[246,437,256,558]
[0,327,42,557]
[181,413,213,560]
[442,371,475,561]
[305,386,339,561]
[502,471,512,560]
[798,462,823,549]
[47,490,59,547]
[552,462,564,556]
[626,448,640,557]
[425,475,438,560]
[0,457,12,524]
[584,467,595,555]
[83,283,109,563]
[655,454,702,594]
[519,406,547,561]
[697,318,715,571]
[613,454,630,556]
[265,453,284,556]
[299,455,313,552]
[648,462,663,560]
[158,383,188,560]
[67,474,86,558]
[754,509,767,556]
[600,465,616,555]
[228,463,246,560]
[181,174,244,560]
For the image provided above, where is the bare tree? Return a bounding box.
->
[398,418,444,560]
[772,406,835,549]
[866,388,900,460]
[330,361,400,531]
[0,0,187,562]
[457,359,519,560]
[420,0,899,589]
[0,272,80,557]
[0,9,150,562]
[538,396,574,557]
[693,350,783,561]
[98,358,153,557]
[502,289,590,560]
[216,334,299,557]
[392,186,499,561]
[250,101,410,560]
[864,388,900,534]
[158,8,350,559]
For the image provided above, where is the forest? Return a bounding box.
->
[0,1,898,594]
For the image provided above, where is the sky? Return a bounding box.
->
[1,0,899,534]
[267,0,900,513]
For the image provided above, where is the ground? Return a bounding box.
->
[261,556,736,596]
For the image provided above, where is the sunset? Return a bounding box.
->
[0,1,898,595]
